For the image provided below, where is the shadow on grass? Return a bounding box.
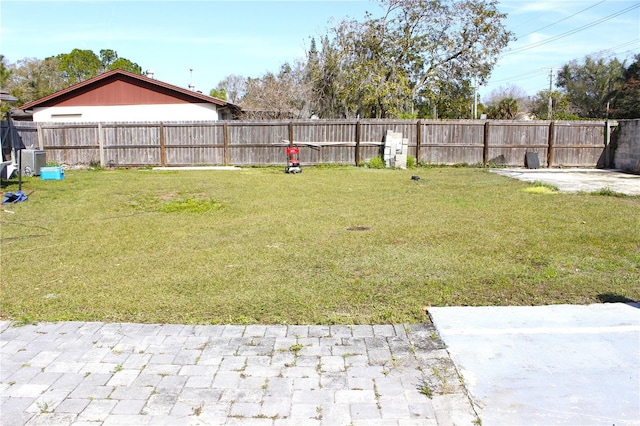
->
[598,293,639,307]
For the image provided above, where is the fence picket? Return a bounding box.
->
[1,119,618,168]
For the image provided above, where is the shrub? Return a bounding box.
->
[366,156,386,169]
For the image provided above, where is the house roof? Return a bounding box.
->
[19,69,235,110]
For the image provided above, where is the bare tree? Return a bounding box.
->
[6,57,66,105]
[215,74,247,105]
[239,61,312,119]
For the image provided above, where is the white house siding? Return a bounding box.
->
[32,103,219,123]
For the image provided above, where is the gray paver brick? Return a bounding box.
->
[220,388,264,403]
[24,412,78,425]
[111,398,145,415]
[2,383,49,398]
[260,396,291,418]
[373,324,396,337]
[101,414,152,425]
[237,376,267,389]
[242,353,270,368]
[335,389,377,403]
[212,370,242,389]
[26,390,70,413]
[170,399,195,417]
[106,369,140,387]
[178,387,223,402]
[184,374,214,388]
[264,326,287,338]
[76,398,118,419]
[4,366,41,383]
[156,375,187,394]
[308,325,331,338]
[379,399,412,418]
[290,402,323,419]
[142,363,181,375]
[350,402,382,419]
[292,376,320,390]
[229,401,262,418]
[122,353,151,369]
[330,325,354,337]
[320,372,347,390]
[69,384,113,400]
[1,322,477,426]
[220,325,245,338]
[292,389,335,404]
[54,397,90,414]
[244,325,267,337]
[130,372,163,387]
[320,402,352,423]
[142,392,177,416]
[110,385,154,400]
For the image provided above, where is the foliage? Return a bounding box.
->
[306,0,512,118]
[209,87,228,100]
[0,55,11,90]
[485,97,518,119]
[590,188,627,197]
[1,168,638,325]
[556,55,625,119]
[55,48,102,85]
[4,57,66,107]
[1,55,14,115]
[366,155,386,169]
[611,54,640,119]
[529,90,579,120]
[3,49,142,105]
[415,79,476,119]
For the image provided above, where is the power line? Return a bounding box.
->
[482,39,639,90]
[515,0,606,41]
[504,3,640,56]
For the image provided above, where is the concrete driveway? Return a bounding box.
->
[490,168,640,196]
[429,303,640,425]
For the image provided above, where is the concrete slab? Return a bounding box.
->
[490,168,640,195]
[429,303,640,425]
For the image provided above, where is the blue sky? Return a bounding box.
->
[1,0,639,102]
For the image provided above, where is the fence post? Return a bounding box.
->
[483,121,490,165]
[160,122,166,167]
[547,121,555,168]
[355,120,361,166]
[37,124,43,150]
[224,122,230,166]
[98,122,104,167]
[288,122,294,148]
[604,120,611,168]
[416,120,422,164]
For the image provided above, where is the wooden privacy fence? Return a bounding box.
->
[6,119,617,168]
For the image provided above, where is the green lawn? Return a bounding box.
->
[1,166,638,325]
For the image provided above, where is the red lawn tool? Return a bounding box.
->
[285,146,302,174]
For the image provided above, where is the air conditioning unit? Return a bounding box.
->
[19,149,46,176]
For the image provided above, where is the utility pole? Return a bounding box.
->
[544,68,554,120]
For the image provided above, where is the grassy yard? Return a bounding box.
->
[1,166,638,325]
